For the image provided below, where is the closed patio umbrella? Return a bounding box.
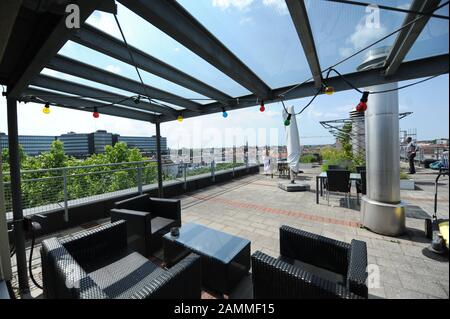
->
[283,105,301,183]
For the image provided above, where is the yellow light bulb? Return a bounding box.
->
[324,86,334,95]
[43,106,50,114]
[177,115,183,122]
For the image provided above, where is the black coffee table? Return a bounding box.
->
[162,223,251,295]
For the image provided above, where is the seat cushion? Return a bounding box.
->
[278,256,346,286]
[151,217,177,235]
[88,252,165,299]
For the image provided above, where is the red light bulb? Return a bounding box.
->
[259,100,265,112]
[93,107,99,118]
[356,102,367,112]
[356,91,369,112]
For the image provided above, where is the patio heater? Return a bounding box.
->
[358,47,406,236]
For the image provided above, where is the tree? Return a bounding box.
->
[41,140,69,169]
[1,144,27,167]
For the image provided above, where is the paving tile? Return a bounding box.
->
[397,272,449,298]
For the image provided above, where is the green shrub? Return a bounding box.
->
[299,154,315,163]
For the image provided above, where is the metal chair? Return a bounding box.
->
[356,166,366,173]
[328,165,344,170]
[356,170,366,203]
[325,170,351,207]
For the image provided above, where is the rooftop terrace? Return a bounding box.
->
[12,165,449,299]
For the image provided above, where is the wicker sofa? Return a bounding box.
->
[251,225,368,299]
[111,194,181,256]
[40,220,201,299]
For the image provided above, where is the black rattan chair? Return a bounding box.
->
[40,220,201,299]
[325,170,352,207]
[251,225,368,299]
[111,194,181,256]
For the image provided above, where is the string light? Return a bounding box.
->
[42,103,50,114]
[222,108,228,118]
[259,100,265,112]
[133,95,141,104]
[284,113,292,126]
[324,86,334,95]
[356,91,369,112]
[177,114,184,122]
[93,107,100,118]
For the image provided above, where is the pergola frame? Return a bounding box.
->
[0,0,449,296]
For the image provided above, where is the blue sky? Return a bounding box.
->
[0,0,448,148]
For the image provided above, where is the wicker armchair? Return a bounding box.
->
[111,194,181,256]
[251,225,368,299]
[40,220,201,299]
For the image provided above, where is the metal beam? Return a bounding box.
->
[31,74,177,118]
[47,54,203,112]
[162,54,449,122]
[6,97,29,296]
[21,88,157,122]
[72,24,232,104]
[286,0,323,88]
[117,0,272,99]
[155,121,164,198]
[8,0,101,98]
[383,0,441,76]
[0,0,23,62]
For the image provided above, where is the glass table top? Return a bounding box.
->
[164,223,250,263]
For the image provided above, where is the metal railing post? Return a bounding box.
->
[211,160,215,183]
[62,167,69,223]
[183,163,187,191]
[137,164,143,194]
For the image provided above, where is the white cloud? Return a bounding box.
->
[262,0,289,15]
[212,0,254,10]
[306,104,339,119]
[339,18,387,57]
[105,65,121,74]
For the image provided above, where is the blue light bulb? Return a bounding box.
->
[222,111,228,118]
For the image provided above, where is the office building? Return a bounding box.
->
[0,132,56,156]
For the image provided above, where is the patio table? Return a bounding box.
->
[163,223,250,295]
[316,172,361,204]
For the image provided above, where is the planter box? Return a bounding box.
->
[400,179,415,190]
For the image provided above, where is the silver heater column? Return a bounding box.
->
[361,82,406,236]
[358,47,406,236]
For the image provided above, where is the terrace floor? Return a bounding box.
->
[11,164,449,299]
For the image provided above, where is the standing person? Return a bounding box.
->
[406,137,417,174]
